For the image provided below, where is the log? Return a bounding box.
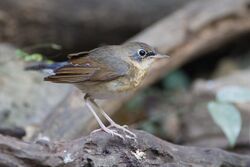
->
[130,0,250,86]
[34,0,250,140]
[0,0,191,52]
[0,130,250,167]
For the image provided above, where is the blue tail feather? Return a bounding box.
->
[25,62,68,71]
[25,61,69,76]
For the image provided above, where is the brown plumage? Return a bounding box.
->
[45,45,130,84]
[28,42,168,140]
[44,42,167,99]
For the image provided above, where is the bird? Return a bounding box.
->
[27,42,169,140]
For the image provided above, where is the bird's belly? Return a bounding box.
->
[76,76,144,99]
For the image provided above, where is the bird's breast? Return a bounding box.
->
[101,60,147,92]
[76,68,147,99]
[108,70,146,92]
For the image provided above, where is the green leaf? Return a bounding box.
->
[217,86,250,103]
[208,101,241,147]
[16,49,44,62]
[30,53,43,61]
[15,49,29,58]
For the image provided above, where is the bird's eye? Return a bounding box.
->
[138,49,146,57]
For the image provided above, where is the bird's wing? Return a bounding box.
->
[45,50,130,83]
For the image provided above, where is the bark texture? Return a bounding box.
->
[1,130,250,167]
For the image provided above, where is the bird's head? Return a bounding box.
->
[123,42,169,70]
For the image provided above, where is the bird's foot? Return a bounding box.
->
[109,123,137,140]
[91,126,125,140]
[91,124,136,141]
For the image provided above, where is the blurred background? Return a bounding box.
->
[0,0,250,154]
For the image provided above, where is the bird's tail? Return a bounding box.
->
[25,62,68,76]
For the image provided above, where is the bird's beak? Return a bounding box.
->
[151,54,170,59]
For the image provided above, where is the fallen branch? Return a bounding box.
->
[0,0,188,51]
[130,0,250,86]
[1,130,250,167]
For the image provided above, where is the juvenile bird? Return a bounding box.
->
[28,42,168,140]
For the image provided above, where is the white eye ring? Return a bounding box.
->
[137,49,146,57]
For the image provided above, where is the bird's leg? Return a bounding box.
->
[89,98,136,139]
[84,94,124,140]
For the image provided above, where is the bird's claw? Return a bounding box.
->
[91,127,124,140]
[125,134,138,143]
[122,125,129,128]
[109,123,137,139]
[91,128,118,134]
[91,124,136,141]
[106,128,124,140]
[91,128,102,134]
